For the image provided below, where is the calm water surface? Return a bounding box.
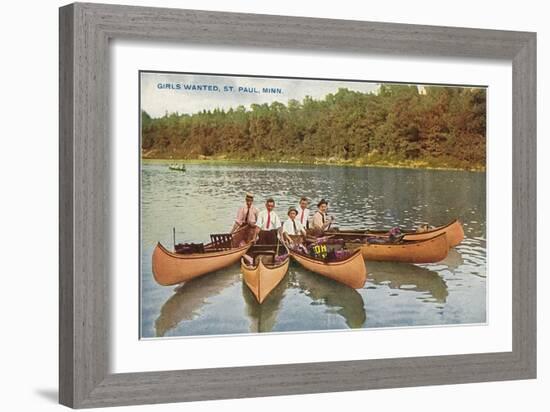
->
[141,162,486,338]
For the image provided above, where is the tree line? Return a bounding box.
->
[141,85,486,170]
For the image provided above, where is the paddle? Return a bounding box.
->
[275,228,281,257]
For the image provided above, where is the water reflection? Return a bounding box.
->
[142,163,486,337]
[242,273,288,333]
[367,261,448,303]
[293,267,366,328]
[155,269,240,337]
[440,248,464,272]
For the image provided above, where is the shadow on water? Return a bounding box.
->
[367,261,448,303]
[155,269,240,337]
[242,273,289,333]
[292,267,367,328]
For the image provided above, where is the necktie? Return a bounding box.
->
[266,212,271,229]
[300,210,304,224]
[245,207,250,223]
[321,212,325,224]
[293,220,297,234]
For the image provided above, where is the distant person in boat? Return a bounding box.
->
[282,206,307,245]
[296,197,310,229]
[311,199,334,235]
[231,192,259,234]
[256,198,282,232]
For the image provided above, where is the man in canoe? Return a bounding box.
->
[282,206,307,245]
[255,197,282,237]
[297,197,310,229]
[231,192,259,241]
[311,198,334,236]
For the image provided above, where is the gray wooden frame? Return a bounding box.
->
[59,2,536,408]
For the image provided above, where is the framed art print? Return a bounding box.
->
[59,3,536,408]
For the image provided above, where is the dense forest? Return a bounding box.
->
[141,85,486,170]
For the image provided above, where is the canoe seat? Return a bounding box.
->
[210,233,233,250]
[255,254,275,265]
[258,230,279,245]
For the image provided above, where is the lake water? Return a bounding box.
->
[141,162,486,338]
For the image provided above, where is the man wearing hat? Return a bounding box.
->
[231,192,259,233]
[311,199,334,234]
[282,206,307,244]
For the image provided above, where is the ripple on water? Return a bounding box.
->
[141,163,486,337]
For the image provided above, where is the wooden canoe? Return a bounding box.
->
[347,232,449,263]
[289,248,366,289]
[152,227,252,286]
[328,218,464,248]
[241,235,290,304]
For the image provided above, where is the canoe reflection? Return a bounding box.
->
[440,248,464,271]
[155,269,240,337]
[293,267,366,328]
[367,261,448,303]
[242,273,288,333]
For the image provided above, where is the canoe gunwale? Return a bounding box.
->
[241,256,290,271]
[344,231,448,248]
[241,241,290,271]
[156,241,251,260]
[288,247,363,266]
[330,218,460,236]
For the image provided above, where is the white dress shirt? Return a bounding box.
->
[256,209,282,230]
[296,206,310,227]
[282,218,306,235]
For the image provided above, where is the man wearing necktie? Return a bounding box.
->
[256,198,282,232]
[231,193,259,239]
[297,197,310,229]
[282,206,307,245]
[311,198,334,235]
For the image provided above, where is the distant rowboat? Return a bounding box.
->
[152,227,252,286]
[241,236,290,304]
[168,164,186,171]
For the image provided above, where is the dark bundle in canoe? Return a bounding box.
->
[288,235,354,263]
[174,243,205,254]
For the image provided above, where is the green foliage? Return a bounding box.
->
[141,85,486,170]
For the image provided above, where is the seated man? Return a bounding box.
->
[311,198,334,235]
[282,206,307,245]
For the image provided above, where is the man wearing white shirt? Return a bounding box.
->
[282,206,307,245]
[256,198,282,231]
[296,197,310,229]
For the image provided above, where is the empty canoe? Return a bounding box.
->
[152,227,252,286]
[241,242,290,304]
[329,219,464,248]
[347,232,449,263]
[289,248,366,289]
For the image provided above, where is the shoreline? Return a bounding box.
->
[141,156,486,172]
